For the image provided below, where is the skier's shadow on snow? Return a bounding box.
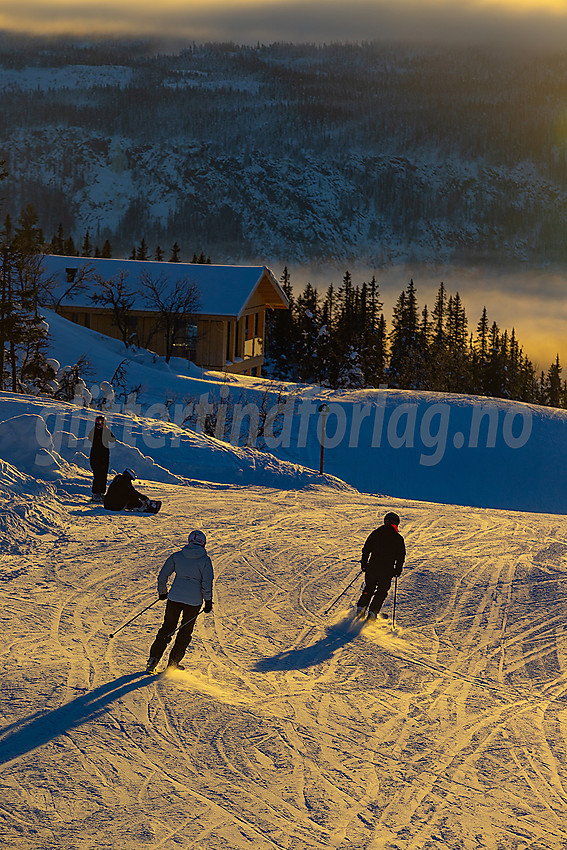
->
[254,617,364,672]
[0,672,151,765]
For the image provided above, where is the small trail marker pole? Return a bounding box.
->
[318,403,329,474]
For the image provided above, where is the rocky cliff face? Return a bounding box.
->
[2,39,567,267]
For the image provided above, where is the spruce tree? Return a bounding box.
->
[358,276,386,387]
[388,279,420,388]
[50,223,65,255]
[136,237,149,261]
[295,282,321,384]
[63,236,77,256]
[81,230,93,257]
[264,266,297,381]
[444,292,469,393]
[13,205,43,255]
[318,283,336,386]
[544,355,563,408]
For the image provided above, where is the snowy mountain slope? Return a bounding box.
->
[4,42,567,266]
[1,479,567,849]
[32,308,567,514]
[6,124,566,267]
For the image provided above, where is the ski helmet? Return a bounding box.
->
[123,468,136,480]
[188,529,206,547]
[384,512,400,527]
[95,415,105,426]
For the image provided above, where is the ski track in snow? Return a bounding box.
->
[2,484,567,849]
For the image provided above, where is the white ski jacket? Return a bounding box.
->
[157,543,213,606]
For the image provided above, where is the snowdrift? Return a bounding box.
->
[0,394,352,496]
[0,458,66,551]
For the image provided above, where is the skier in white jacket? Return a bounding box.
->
[146,530,213,673]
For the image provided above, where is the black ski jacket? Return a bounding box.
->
[104,473,144,511]
[88,424,115,460]
[361,524,405,578]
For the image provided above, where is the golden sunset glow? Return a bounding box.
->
[474,0,567,10]
[2,0,567,43]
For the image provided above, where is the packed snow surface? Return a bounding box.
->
[1,479,567,849]
[1,315,567,848]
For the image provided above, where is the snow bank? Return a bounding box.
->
[0,413,66,480]
[0,458,67,551]
[0,395,351,494]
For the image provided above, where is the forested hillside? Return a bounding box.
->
[265,268,567,405]
[2,35,567,265]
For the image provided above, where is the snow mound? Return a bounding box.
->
[0,413,67,480]
[0,459,66,552]
[0,396,351,493]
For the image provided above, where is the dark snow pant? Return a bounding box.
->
[149,600,201,665]
[104,491,147,511]
[90,452,109,495]
[357,573,393,614]
[125,492,147,510]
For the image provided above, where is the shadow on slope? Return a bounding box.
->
[254,616,364,672]
[0,673,152,766]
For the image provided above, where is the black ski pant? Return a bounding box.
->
[357,572,393,614]
[90,451,109,495]
[149,600,201,664]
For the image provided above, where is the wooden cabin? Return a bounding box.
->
[40,256,289,376]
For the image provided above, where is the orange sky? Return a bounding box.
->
[2,0,567,44]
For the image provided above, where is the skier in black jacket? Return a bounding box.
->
[104,468,152,511]
[357,512,405,619]
[87,415,116,503]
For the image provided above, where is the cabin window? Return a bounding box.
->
[244,312,263,358]
[187,324,197,361]
[172,322,198,361]
[66,267,77,283]
[84,313,91,328]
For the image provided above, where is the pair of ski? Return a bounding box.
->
[145,660,185,675]
[354,607,388,622]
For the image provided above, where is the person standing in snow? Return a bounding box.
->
[146,529,214,673]
[357,512,405,620]
[87,414,116,503]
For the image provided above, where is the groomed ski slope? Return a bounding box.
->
[2,478,567,849]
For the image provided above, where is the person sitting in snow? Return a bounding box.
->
[87,414,116,503]
[146,529,214,673]
[103,468,152,512]
[356,512,405,620]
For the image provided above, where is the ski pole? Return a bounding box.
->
[109,597,161,638]
[324,569,363,615]
[167,611,201,640]
[392,575,398,628]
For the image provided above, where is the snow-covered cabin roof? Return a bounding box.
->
[40,255,289,318]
